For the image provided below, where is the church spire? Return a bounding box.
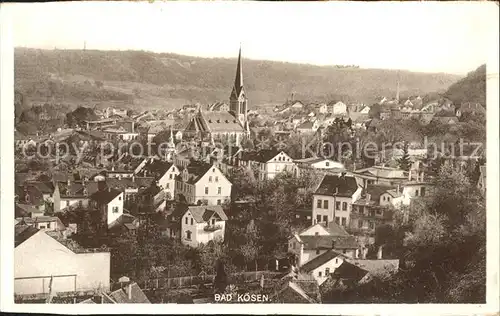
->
[234,44,243,96]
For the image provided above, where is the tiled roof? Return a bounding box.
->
[15,225,39,247]
[90,188,122,204]
[108,283,151,303]
[299,235,359,250]
[324,221,350,237]
[346,259,399,279]
[176,161,213,184]
[176,205,228,223]
[185,111,244,133]
[15,203,42,217]
[137,159,173,178]
[57,181,100,198]
[354,166,407,179]
[25,181,54,194]
[365,184,397,202]
[300,250,344,273]
[314,174,358,197]
[332,261,368,281]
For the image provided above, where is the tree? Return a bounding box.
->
[240,220,261,271]
[368,103,382,119]
[397,141,411,171]
[213,259,228,294]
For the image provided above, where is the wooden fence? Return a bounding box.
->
[141,271,283,290]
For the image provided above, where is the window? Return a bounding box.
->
[335,202,341,210]
[79,200,83,207]
[112,206,119,213]
[169,174,173,179]
[212,219,216,225]
[293,242,296,249]
[218,187,222,195]
[119,196,122,201]
[316,249,320,255]
[335,258,339,264]
[215,176,219,182]
[166,183,170,189]
[341,217,346,226]
[335,217,340,224]
[343,249,347,254]
[317,199,322,208]
[415,189,419,197]
[325,162,330,167]
[209,176,213,182]
[376,209,383,215]
[39,225,45,229]
[318,271,322,277]
[205,187,209,194]
[316,215,321,224]
[323,200,329,209]
[358,220,363,228]
[66,201,70,206]
[323,215,328,223]
[47,222,51,229]
[185,217,188,224]
[190,218,193,225]
[382,196,386,201]
[369,221,375,229]
[421,187,426,196]
[217,199,221,205]
[186,230,192,240]
[325,268,330,275]
[342,202,347,211]
[315,232,319,236]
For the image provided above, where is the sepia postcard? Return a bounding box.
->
[0,1,499,314]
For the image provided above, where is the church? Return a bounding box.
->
[183,47,250,146]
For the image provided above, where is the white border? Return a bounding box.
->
[1,2,499,314]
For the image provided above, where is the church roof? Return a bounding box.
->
[230,46,245,100]
[185,111,245,133]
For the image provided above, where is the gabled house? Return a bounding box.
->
[327,101,348,116]
[135,158,179,200]
[293,157,345,177]
[236,149,296,182]
[175,162,232,206]
[166,205,228,247]
[299,250,347,285]
[89,188,124,227]
[288,221,359,268]
[296,120,319,134]
[351,166,408,188]
[312,173,362,227]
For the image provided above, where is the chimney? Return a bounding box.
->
[127,283,132,301]
[331,240,335,249]
[335,187,339,194]
[377,245,383,260]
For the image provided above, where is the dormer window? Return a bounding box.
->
[208,120,212,123]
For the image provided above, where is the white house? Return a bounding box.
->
[15,216,65,232]
[300,250,346,285]
[237,149,296,182]
[328,101,348,116]
[135,158,180,200]
[312,174,362,228]
[359,105,371,114]
[288,222,359,268]
[175,162,232,206]
[14,228,110,295]
[167,205,228,247]
[296,121,319,134]
[293,157,345,177]
[89,188,124,226]
[53,180,100,212]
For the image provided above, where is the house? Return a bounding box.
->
[288,222,359,268]
[350,184,397,233]
[53,180,100,212]
[300,250,347,285]
[312,173,362,227]
[207,102,230,112]
[135,158,180,200]
[431,115,459,125]
[102,121,139,141]
[237,149,296,182]
[136,183,167,215]
[17,183,52,212]
[14,227,110,295]
[350,166,408,188]
[167,205,228,247]
[296,121,319,134]
[15,203,44,218]
[456,102,485,118]
[327,101,347,116]
[89,188,124,227]
[108,213,140,236]
[15,216,65,232]
[271,278,321,303]
[294,157,345,177]
[290,101,304,109]
[175,162,232,206]
[359,105,371,114]
[314,103,328,114]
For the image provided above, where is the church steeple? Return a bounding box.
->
[229,44,248,127]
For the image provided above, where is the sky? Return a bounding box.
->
[7,1,499,75]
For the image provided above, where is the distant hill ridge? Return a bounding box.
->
[15,47,462,107]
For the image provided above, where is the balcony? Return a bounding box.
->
[204,224,222,232]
